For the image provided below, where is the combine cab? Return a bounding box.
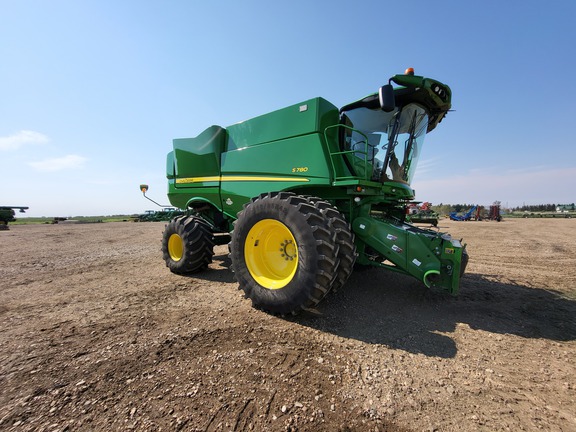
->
[161,68,468,314]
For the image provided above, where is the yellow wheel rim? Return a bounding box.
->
[168,233,184,261]
[245,219,298,289]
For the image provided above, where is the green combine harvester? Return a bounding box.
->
[161,68,468,314]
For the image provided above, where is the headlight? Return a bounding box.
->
[432,84,448,101]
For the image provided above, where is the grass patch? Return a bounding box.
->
[12,215,135,225]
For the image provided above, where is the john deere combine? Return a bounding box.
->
[162,68,468,314]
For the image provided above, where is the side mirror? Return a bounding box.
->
[140,184,149,193]
[379,84,395,112]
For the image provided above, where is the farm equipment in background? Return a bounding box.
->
[161,68,468,315]
[522,212,573,218]
[450,201,502,222]
[405,201,439,226]
[487,201,502,221]
[449,205,478,221]
[132,208,186,222]
[134,185,186,221]
[0,206,28,230]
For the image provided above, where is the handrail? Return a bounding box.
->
[323,125,371,182]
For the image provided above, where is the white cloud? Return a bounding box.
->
[28,155,88,172]
[416,157,442,176]
[0,130,49,150]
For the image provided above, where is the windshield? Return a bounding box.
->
[342,103,429,185]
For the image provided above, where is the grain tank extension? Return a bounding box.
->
[162,68,468,314]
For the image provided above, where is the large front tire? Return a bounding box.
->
[230,192,339,315]
[162,216,215,274]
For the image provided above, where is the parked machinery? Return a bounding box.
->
[0,206,29,230]
[161,68,468,314]
[449,206,478,221]
[135,185,186,221]
[405,201,439,226]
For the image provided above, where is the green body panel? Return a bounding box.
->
[167,126,226,210]
[226,98,339,151]
[381,182,416,201]
[167,97,347,217]
[168,187,221,213]
[165,72,467,294]
[173,125,225,179]
[166,152,175,180]
[220,134,333,216]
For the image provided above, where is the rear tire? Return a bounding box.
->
[162,216,215,274]
[229,192,339,315]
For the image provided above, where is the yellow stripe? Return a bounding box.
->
[176,176,310,184]
[176,176,219,184]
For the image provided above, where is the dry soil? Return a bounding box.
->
[1,218,575,431]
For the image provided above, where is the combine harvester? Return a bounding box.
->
[158,68,469,314]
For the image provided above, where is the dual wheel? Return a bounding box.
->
[229,192,355,315]
[162,193,356,315]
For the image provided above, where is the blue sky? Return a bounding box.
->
[1,0,575,217]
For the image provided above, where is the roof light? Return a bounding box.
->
[405,67,415,76]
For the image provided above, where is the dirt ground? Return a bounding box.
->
[1,218,575,431]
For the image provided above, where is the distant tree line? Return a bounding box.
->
[511,204,556,212]
[511,203,575,212]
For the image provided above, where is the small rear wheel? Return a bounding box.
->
[230,192,339,315]
[162,215,215,274]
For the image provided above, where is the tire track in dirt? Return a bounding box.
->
[1,220,575,431]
